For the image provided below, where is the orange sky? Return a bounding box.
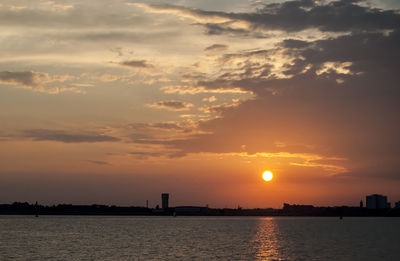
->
[1,0,400,208]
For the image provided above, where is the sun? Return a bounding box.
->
[262,170,274,182]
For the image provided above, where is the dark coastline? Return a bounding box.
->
[1,202,399,217]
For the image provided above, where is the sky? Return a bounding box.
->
[1,0,399,208]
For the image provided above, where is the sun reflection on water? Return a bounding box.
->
[252,217,284,261]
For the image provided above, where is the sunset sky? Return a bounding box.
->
[1,0,399,208]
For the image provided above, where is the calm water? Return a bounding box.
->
[0,216,399,260]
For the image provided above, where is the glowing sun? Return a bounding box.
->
[262,171,274,182]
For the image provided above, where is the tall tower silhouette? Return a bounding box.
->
[162,193,169,209]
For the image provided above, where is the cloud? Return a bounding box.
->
[202,96,217,102]
[199,101,241,114]
[0,71,85,94]
[316,61,353,76]
[147,100,193,111]
[123,121,196,136]
[149,122,186,131]
[100,74,119,82]
[129,151,163,157]
[0,2,147,28]
[281,39,312,49]
[0,71,49,88]
[22,129,120,143]
[118,120,199,147]
[127,2,400,179]
[43,1,74,11]
[86,160,110,165]
[135,3,233,23]
[147,26,400,180]
[204,44,229,51]
[161,85,251,95]
[227,151,347,174]
[120,60,154,69]
[137,0,400,35]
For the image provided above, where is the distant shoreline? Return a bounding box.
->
[1,202,399,217]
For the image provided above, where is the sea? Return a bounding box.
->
[0,216,399,260]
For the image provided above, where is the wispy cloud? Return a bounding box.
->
[86,160,110,165]
[120,59,154,69]
[147,100,193,111]
[22,129,120,143]
[161,85,251,95]
[205,44,229,51]
[135,3,233,24]
[0,71,84,94]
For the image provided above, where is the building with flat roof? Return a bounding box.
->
[366,194,388,209]
[161,193,169,209]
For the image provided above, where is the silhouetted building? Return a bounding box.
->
[366,194,388,209]
[162,193,169,209]
[395,201,400,209]
[282,203,315,215]
[360,200,363,208]
[175,206,205,215]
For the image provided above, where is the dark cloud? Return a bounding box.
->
[23,129,120,143]
[191,28,400,95]
[204,44,229,51]
[202,23,269,38]
[281,39,312,49]
[257,0,400,32]
[147,100,193,111]
[255,0,400,33]
[120,60,154,69]
[0,71,80,94]
[0,71,48,87]
[143,0,400,34]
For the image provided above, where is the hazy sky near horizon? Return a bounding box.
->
[1,0,400,208]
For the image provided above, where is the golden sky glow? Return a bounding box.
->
[0,0,400,208]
